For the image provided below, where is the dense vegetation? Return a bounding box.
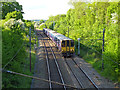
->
[40,1,119,83]
[2,2,23,19]
[2,2,36,88]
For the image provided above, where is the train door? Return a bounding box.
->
[59,40,61,50]
[65,40,67,54]
[65,40,70,56]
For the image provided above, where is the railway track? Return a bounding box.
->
[39,31,67,89]
[64,57,99,89]
[36,30,99,89]
[46,36,99,89]
[47,40,83,88]
[71,57,99,89]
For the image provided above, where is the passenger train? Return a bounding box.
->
[43,28,74,57]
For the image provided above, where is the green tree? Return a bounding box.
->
[39,19,45,24]
[5,11,23,20]
[2,2,23,19]
[45,1,119,82]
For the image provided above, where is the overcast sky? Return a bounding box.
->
[16,0,73,20]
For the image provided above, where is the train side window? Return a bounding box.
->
[67,40,69,46]
[58,39,60,42]
[54,37,57,41]
[57,39,60,44]
[62,41,65,47]
[71,41,74,47]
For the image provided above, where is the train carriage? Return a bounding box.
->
[43,28,74,57]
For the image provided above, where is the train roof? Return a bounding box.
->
[43,28,72,40]
[55,34,72,40]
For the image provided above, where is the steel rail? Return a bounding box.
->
[42,31,99,89]
[39,33,52,89]
[42,32,66,89]
[64,57,84,88]
[49,40,84,88]
[47,40,67,90]
[50,41,99,89]
[71,57,100,90]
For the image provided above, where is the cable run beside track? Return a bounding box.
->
[3,69,76,88]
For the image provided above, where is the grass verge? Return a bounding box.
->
[76,43,119,83]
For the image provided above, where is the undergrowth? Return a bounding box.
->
[76,43,119,83]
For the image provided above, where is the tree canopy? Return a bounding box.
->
[40,1,119,82]
[5,11,23,20]
[2,2,23,19]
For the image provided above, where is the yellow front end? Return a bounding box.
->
[61,40,74,56]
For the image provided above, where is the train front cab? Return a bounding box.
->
[61,40,74,57]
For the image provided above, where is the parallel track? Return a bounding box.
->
[39,32,66,89]
[71,57,99,89]
[46,35,83,88]
[64,57,84,88]
[42,37,52,88]
[64,57,99,89]
[46,34,99,89]
[37,31,52,88]
[37,30,99,89]
[47,40,66,89]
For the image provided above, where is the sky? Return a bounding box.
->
[16,0,73,20]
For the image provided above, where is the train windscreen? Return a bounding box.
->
[62,41,65,47]
[71,41,74,47]
[67,40,69,46]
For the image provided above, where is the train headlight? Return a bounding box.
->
[71,49,74,52]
